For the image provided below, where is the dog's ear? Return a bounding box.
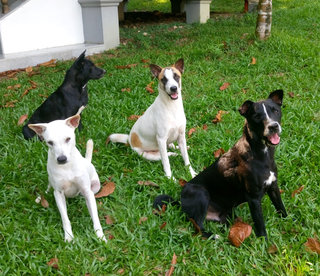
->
[28,124,47,136]
[268,89,283,106]
[239,100,254,117]
[174,58,184,74]
[150,64,162,78]
[74,51,86,67]
[66,114,80,129]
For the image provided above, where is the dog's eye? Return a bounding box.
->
[173,73,180,82]
[161,76,168,85]
[48,141,54,146]
[272,107,279,114]
[65,137,71,143]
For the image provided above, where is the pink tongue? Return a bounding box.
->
[269,133,280,145]
[170,92,178,99]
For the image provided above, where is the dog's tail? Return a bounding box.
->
[107,134,129,144]
[153,194,180,210]
[85,139,94,162]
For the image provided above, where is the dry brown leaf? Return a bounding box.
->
[95,181,115,198]
[189,218,202,235]
[29,80,37,88]
[202,124,208,131]
[212,110,228,124]
[118,268,125,274]
[160,222,167,230]
[18,114,28,125]
[109,234,115,240]
[128,114,141,121]
[267,244,278,254]
[179,179,187,187]
[7,84,21,90]
[145,86,154,94]
[25,66,33,73]
[228,218,252,247]
[279,189,285,194]
[251,57,256,65]
[104,215,114,225]
[165,253,177,276]
[121,88,131,92]
[137,180,159,187]
[291,185,304,198]
[214,148,225,158]
[47,257,59,270]
[288,92,295,98]
[188,127,197,137]
[41,195,49,208]
[219,82,230,91]
[139,217,148,224]
[141,59,150,63]
[115,64,137,69]
[39,59,56,67]
[305,237,320,254]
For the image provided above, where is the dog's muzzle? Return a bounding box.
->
[57,155,68,165]
[168,86,178,100]
[265,122,281,145]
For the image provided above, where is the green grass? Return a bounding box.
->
[1,0,320,274]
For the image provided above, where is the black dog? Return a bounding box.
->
[154,90,287,239]
[22,51,105,139]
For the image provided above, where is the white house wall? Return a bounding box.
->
[0,0,84,54]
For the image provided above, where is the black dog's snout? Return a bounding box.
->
[57,155,67,164]
[170,86,177,92]
[268,123,279,133]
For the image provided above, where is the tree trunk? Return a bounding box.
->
[255,0,272,40]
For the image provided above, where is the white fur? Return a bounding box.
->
[109,65,196,179]
[29,114,106,243]
[262,103,282,135]
[264,171,276,186]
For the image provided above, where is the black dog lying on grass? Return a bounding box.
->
[22,51,105,140]
[154,90,287,240]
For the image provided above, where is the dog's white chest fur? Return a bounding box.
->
[264,171,276,186]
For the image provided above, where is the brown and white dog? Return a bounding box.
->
[108,59,196,179]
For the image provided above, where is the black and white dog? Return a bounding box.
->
[154,90,287,239]
[22,51,105,140]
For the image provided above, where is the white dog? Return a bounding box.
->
[108,58,196,179]
[29,114,106,242]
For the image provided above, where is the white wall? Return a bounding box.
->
[0,0,84,54]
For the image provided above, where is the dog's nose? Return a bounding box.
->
[57,155,67,164]
[170,86,177,92]
[268,123,279,133]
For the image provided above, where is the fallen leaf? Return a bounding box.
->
[279,189,285,194]
[165,253,177,276]
[251,57,256,65]
[145,86,154,94]
[21,88,32,97]
[7,84,21,90]
[214,148,225,158]
[128,114,141,121]
[288,92,295,98]
[115,64,137,69]
[47,257,59,270]
[202,124,208,131]
[109,234,115,240]
[95,181,115,198]
[189,218,202,235]
[228,218,252,247]
[179,179,187,187]
[39,59,56,67]
[188,127,197,137]
[121,88,131,92]
[153,204,167,216]
[25,66,33,73]
[242,88,248,94]
[41,195,49,208]
[267,244,278,254]
[137,180,159,187]
[139,217,148,224]
[219,82,230,91]
[118,268,125,274]
[305,237,320,254]
[18,114,28,125]
[29,80,37,88]
[3,100,18,108]
[212,110,228,124]
[291,185,304,198]
[160,222,167,230]
[141,59,150,63]
[104,215,114,225]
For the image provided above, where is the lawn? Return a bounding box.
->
[1,0,320,274]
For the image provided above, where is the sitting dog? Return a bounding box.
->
[108,58,196,179]
[154,90,287,239]
[23,51,105,140]
[28,113,107,242]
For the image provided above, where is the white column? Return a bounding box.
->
[185,0,212,24]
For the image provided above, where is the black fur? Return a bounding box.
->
[154,90,287,240]
[22,51,105,140]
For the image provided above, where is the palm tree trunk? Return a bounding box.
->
[255,0,272,40]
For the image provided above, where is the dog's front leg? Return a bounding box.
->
[53,190,74,242]
[246,196,267,238]
[157,136,172,178]
[177,132,196,178]
[82,187,107,243]
[267,184,287,217]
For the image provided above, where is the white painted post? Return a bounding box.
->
[185,0,212,24]
[79,0,122,50]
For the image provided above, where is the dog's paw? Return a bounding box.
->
[168,152,178,157]
[189,167,197,178]
[64,233,74,242]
